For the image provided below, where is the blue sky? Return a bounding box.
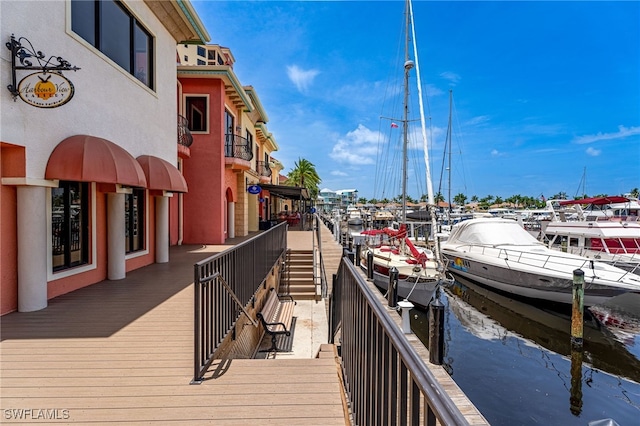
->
[191,0,640,201]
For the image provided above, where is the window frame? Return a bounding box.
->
[51,181,90,272]
[70,0,155,90]
[125,188,146,254]
[184,95,209,133]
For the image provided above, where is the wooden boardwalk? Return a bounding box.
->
[0,235,348,425]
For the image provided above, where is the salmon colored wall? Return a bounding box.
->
[181,78,227,244]
[224,170,236,201]
[169,194,179,245]
[1,184,18,315]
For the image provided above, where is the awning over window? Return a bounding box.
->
[136,155,188,193]
[45,135,147,188]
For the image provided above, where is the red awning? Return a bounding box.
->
[136,155,188,193]
[559,196,629,206]
[45,135,147,187]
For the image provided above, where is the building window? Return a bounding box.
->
[52,182,89,272]
[185,96,207,132]
[246,130,253,157]
[184,55,188,62]
[197,46,206,57]
[125,189,145,253]
[71,0,154,89]
[197,59,206,65]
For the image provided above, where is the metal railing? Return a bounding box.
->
[329,259,469,425]
[312,214,329,298]
[256,161,272,178]
[192,222,287,383]
[225,133,253,161]
[178,115,193,147]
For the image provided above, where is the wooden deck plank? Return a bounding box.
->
[0,242,350,425]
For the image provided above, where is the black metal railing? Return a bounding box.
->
[330,259,470,425]
[178,115,193,147]
[256,161,272,178]
[224,133,253,161]
[192,222,287,383]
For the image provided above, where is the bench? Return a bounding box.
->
[257,289,296,352]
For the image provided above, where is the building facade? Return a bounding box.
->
[177,44,279,243]
[0,0,208,314]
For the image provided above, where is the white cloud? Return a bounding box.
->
[491,149,505,157]
[440,71,461,84]
[586,147,601,156]
[329,124,381,165]
[286,64,320,93]
[331,170,348,176]
[573,125,640,144]
[465,115,491,126]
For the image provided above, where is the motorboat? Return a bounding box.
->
[441,218,640,306]
[540,196,640,272]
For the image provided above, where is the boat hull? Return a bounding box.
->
[443,252,631,306]
[359,262,440,308]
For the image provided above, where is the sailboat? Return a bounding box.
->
[359,0,450,308]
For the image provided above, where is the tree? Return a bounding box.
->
[630,188,639,198]
[287,158,321,201]
[358,197,367,204]
[453,193,467,206]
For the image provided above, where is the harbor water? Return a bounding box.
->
[410,277,640,426]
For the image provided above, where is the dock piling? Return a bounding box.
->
[429,298,445,365]
[571,269,584,348]
[388,267,398,307]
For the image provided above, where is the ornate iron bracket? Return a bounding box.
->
[5,34,81,100]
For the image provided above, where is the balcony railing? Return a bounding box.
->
[257,161,272,178]
[225,133,253,161]
[177,115,194,147]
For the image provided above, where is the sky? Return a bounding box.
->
[190,0,640,202]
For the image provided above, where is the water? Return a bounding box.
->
[409,277,640,426]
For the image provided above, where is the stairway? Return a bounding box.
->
[280,249,318,300]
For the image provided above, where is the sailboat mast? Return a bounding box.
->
[401,0,412,223]
[447,89,453,212]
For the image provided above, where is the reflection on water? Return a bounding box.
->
[410,278,640,426]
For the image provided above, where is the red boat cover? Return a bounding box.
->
[559,196,629,206]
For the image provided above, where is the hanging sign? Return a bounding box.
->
[259,198,265,203]
[247,185,261,194]
[18,72,75,108]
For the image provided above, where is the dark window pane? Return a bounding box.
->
[197,59,205,65]
[71,0,95,46]
[52,182,89,271]
[197,46,206,57]
[186,97,207,132]
[100,0,131,73]
[125,189,145,253]
[134,22,152,86]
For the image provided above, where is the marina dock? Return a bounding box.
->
[0,222,487,425]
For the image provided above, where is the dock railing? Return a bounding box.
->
[192,222,287,383]
[330,259,469,425]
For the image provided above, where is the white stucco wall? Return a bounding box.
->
[0,0,180,177]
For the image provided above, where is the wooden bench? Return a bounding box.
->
[257,289,296,352]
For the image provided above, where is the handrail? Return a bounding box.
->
[330,259,469,425]
[451,244,637,283]
[224,133,253,161]
[192,222,287,383]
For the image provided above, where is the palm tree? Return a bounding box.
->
[630,188,639,198]
[287,158,321,201]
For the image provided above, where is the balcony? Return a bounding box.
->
[225,133,253,171]
[257,161,272,183]
[177,115,193,158]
